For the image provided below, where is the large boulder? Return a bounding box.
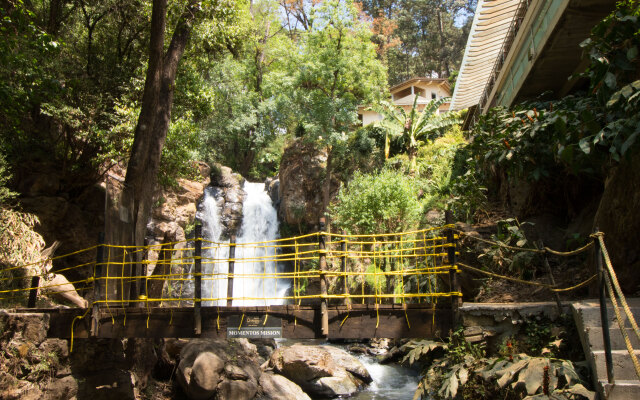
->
[176,339,263,400]
[278,140,339,231]
[268,344,370,398]
[593,149,640,293]
[259,373,311,400]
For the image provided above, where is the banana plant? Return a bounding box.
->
[375,96,461,172]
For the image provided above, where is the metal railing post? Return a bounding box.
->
[595,228,614,384]
[91,232,104,337]
[341,230,349,306]
[319,218,329,337]
[194,224,202,335]
[445,211,461,324]
[227,235,236,307]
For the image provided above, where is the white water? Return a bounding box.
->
[352,353,420,400]
[197,181,289,306]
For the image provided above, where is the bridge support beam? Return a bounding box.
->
[36,304,452,339]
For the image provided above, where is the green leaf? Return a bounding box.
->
[578,138,591,154]
[604,72,617,89]
[621,131,639,155]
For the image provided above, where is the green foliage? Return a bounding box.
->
[359,0,475,84]
[466,1,640,190]
[289,0,387,144]
[376,97,462,170]
[329,169,421,234]
[447,327,486,364]
[477,218,539,278]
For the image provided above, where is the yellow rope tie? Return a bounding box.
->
[70,306,91,353]
[340,303,351,327]
[238,313,245,330]
[595,233,640,343]
[403,303,411,329]
[457,262,597,292]
[456,230,594,256]
[603,272,640,380]
[375,303,379,329]
[169,309,173,326]
[216,307,220,331]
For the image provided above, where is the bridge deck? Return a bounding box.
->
[24,304,452,339]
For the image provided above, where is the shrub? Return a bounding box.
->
[329,169,421,234]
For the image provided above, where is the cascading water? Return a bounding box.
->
[197,181,289,306]
[233,181,289,306]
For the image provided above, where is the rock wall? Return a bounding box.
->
[593,149,640,293]
[278,139,339,232]
[207,164,245,240]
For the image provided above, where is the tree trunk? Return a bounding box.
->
[114,0,194,300]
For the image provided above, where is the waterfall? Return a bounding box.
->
[197,181,289,306]
[198,187,229,306]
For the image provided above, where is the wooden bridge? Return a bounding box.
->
[1,218,461,340]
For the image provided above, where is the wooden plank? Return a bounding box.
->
[35,304,451,339]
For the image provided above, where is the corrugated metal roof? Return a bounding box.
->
[449,0,523,111]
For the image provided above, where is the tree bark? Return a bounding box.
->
[115,0,195,300]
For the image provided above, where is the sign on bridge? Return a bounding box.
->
[227,315,282,338]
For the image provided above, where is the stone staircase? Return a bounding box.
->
[572,299,640,399]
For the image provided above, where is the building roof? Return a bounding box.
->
[449,0,524,111]
[389,77,450,94]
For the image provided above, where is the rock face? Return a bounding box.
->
[0,311,139,400]
[278,139,339,231]
[593,149,640,293]
[268,344,371,398]
[208,164,246,239]
[176,339,261,400]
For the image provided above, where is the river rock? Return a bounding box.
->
[268,344,370,398]
[259,373,311,400]
[176,339,263,400]
[217,378,258,400]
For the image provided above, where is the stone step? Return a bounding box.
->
[601,380,640,400]
[593,350,640,381]
[572,299,640,329]
[587,326,640,351]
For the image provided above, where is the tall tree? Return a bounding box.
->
[289,0,387,218]
[121,0,241,248]
[359,0,476,84]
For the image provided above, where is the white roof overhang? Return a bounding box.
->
[449,0,523,111]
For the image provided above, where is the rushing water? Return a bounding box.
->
[351,352,420,400]
[232,181,289,306]
[197,181,289,306]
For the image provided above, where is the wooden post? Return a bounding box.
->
[319,218,329,337]
[341,231,349,305]
[227,235,236,307]
[537,240,563,314]
[595,228,614,384]
[445,211,461,323]
[91,232,105,337]
[27,276,39,308]
[194,224,202,335]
